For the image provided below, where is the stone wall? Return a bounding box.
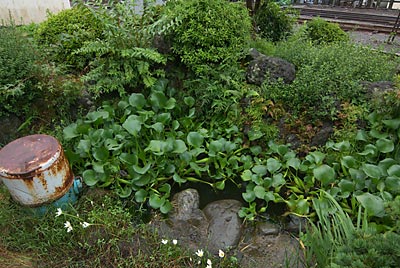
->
[0,0,70,25]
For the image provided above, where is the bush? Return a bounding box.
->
[265,40,399,120]
[166,0,252,74]
[329,231,400,268]
[303,18,349,44]
[76,1,166,97]
[0,25,40,117]
[35,5,103,71]
[254,2,296,42]
[0,24,83,118]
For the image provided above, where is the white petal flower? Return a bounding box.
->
[218,249,225,258]
[172,239,178,245]
[64,221,73,233]
[161,239,168,245]
[80,222,91,228]
[55,208,62,217]
[195,249,204,257]
[206,259,212,268]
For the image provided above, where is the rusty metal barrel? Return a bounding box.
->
[0,134,74,207]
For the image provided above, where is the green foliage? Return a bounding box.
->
[369,86,400,120]
[302,18,349,44]
[77,0,166,96]
[183,62,247,120]
[0,25,39,116]
[165,0,252,74]
[329,231,400,268]
[254,2,296,42]
[0,25,81,121]
[35,5,103,70]
[266,40,399,120]
[301,190,359,268]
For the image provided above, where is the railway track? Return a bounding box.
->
[292,5,400,33]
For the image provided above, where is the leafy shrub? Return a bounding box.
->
[302,18,349,44]
[77,1,166,96]
[165,0,252,74]
[265,40,399,120]
[0,25,40,116]
[35,5,103,70]
[254,2,296,42]
[329,231,400,268]
[0,25,83,142]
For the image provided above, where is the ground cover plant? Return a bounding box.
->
[1,0,400,267]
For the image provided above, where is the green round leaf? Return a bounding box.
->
[184,96,195,107]
[241,170,253,181]
[150,122,164,133]
[135,189,148,203]
[187,132,204,148]
[164,98,176,110]
[362,163,382,178]
[117,187,132,198]
[209,140,223,157]
[358,144,377,157]
[248,129,264,141]
[287,158,301,170]
[356,193,385,217]
[341,156,357,169]
[173,173,187,184]
[309,152,326,165]
[82,169,99,186]
[160,200,173,214]
[313,164,335,185]
[122,115,142,136]
[150,91,168,110]
[128,93,146,109]
[383,118,400,129]
[63,123,79,140]
[252,165,267,176]
[93,146,109,162]
[385,176,400,193]
[272,173,286,188]
[267,158,282,173]
[242,190,256,203]
[133,163,151,175]
[376,138,394,153]
[146,140,165,155]
[338,179,355,192]
[172,140,187,154]
[387,164,400,177]
[254,185,266,199]
[149,194,164,209]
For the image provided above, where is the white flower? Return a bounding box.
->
[55,208,62,217]
[195,249,204,257]
[218,249,225,258]
[161,239,168,245]
[206,259,212,268]
[172,239,178,245]
[90,201,94,206]
[64,221,73,233]
[80,222,91,228]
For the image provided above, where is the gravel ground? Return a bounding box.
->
[349,30,400,54]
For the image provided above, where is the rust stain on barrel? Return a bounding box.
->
[0,134,59,176]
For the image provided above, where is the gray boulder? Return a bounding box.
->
[246,48,296,86]
[203,199,243,253]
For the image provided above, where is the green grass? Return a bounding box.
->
[0,186,238,268]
